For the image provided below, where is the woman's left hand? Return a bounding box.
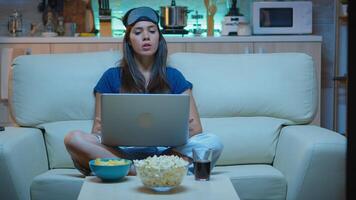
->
[189,118,194,132]
[184,89,202,137]
[189,118,202,138]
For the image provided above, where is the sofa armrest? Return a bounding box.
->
[0,127,48,200]
[273,125,346,200]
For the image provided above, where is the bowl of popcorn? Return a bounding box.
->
[89,158,132,182]
[134,155,189,192]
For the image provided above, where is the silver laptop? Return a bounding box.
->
[101,93,190,147]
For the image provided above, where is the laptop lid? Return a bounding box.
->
[101,93,190,147]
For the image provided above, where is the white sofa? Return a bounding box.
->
[0,51,346,200]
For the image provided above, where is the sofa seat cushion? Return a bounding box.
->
[213,164,287,200]
[39,120,93,169]
[202,117,289,165]
[41,117,289,168]
[30,169,84,200]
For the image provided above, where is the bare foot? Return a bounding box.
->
[73,159,92,176]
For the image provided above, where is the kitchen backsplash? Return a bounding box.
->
[0,0,253,36]
[93,0,253,35]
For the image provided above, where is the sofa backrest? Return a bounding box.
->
[168,52,317,125]
[10,51,316,126]
[9,51,121,126]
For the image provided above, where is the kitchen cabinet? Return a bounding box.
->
[50,43,121,53]
[51,43,185,55]
[0,43,50,55]
[0,101,9,126]
[167,43,186,55]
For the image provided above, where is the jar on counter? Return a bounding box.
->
[8,10,23,36]
[237,21,251,36]
[56,16,65,36]
[44,10,55,33]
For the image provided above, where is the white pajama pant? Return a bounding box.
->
[118,132,224,173]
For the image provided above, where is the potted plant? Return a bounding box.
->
[340,0,348,16]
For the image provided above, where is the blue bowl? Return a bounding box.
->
[89,158,132,182]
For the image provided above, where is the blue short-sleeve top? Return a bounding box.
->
[94,67,193,94]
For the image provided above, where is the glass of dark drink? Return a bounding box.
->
[192,148,213,181]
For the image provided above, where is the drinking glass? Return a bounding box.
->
[192,147,213,181]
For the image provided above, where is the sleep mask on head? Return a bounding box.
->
[122,6,159,27]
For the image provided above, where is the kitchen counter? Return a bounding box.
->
[0,35,322,43]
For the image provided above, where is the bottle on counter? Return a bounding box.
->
[45,10,55,33]
[41,8,59,37]
[8,10,23,37]
[84,0,95,33]
[56,16,65,36]
[237,20,251,36]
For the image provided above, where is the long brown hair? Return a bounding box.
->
[119,25,170,93]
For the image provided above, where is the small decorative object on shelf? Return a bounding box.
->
[339,16,348,24]
[221,0,245,36]
[84,0,95,33]
[56,16,65,36]
[237,19,251,36]
[191,10,203,36]
[44,9,56,33]
[8,10,23,37]
[340,0,348,17]
[42,8,58,37]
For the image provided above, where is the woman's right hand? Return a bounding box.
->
[92,93,102,134]
[92,117,102,133]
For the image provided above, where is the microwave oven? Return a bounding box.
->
[252,1,312,35]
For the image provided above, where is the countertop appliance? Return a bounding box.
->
[160,0,190,34]
[8,10,23,37]
[221,0,245,36]
[252,1,312,35]
[98,0,112,37]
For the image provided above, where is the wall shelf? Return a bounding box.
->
[333,2,349,135]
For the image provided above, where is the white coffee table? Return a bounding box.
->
[78,174,240,200]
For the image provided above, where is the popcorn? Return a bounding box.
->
[134,155,189,188]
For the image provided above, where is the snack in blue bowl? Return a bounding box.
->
[89,158,132,182]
